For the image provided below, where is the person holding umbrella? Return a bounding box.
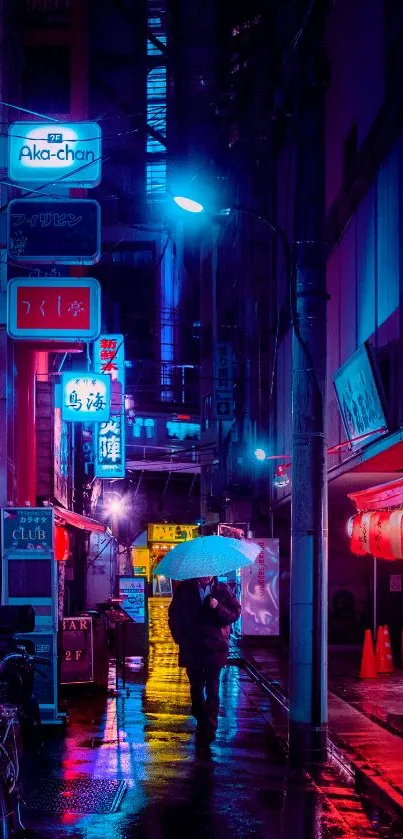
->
[168,572,241,743]
[154,535,259,742]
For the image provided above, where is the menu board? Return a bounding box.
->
[118,577,146,624]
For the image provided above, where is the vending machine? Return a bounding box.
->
[1,507,62,723]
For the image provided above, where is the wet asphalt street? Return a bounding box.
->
[19,601,391,839]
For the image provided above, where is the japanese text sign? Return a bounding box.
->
[8,199,101,264]
[333,343,387,443]
[8,122,102,187]
[213,342,234,420]
[95,414,125,478]
[147,523,200,543]
[94,333,125,414]
[62,373,111,423]
[94,334,124,382]
[118,577,146,623]
[2,507,54,553]
[7,277,101,340]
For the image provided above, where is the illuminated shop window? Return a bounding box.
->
[132,417,155,439]
[166,422,201,441]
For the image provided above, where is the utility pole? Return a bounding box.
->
[289,2,329,765]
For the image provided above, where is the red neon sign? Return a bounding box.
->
[7,277,101,340]
[16,285,91,331]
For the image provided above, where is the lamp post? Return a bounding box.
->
[173,159,329,765]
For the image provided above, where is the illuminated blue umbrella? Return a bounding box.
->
[152,535,260,580]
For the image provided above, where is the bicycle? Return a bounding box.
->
[0,649,49,838]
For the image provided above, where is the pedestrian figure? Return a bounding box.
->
[168,575,241,742]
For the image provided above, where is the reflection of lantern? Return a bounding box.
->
[55,526,69,561]
[349,514,366,556]
[368,511,395,560]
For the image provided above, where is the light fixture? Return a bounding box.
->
[254,448,267,461]
[173,195,204,214]
[109,498,123,515]
[273,465,290,489]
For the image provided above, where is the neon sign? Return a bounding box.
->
[95,414,125,478]
[8,122,102,187]
[7,277,101,340]
[61,373,111,423]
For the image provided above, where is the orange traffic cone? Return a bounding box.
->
[376,625,395,674]
[359,629,377,678]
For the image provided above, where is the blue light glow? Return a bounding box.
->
[173,195,205,214]
[254,448,267,461]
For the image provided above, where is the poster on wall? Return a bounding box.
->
[118,577,146,624]
[241,539,279,636]
[332,342,387,444]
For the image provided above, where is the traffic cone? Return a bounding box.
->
[376,625,395,674]
[359,629,377,678]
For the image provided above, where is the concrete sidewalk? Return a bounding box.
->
[237,639,403,821]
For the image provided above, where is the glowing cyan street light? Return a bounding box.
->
[254,448,267,462]
[173,195,205,214]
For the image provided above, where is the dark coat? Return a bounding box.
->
[168,578,241,669]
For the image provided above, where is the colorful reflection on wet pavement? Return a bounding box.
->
[21,600,390,839]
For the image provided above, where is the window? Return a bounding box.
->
[23,46,70,113]
[132,417,155,439]
[166,421,200,441]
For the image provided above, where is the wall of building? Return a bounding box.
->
[272,1,403,636]
[325,0,385,210]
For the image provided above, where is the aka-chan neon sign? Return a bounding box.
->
[8,122,102,187]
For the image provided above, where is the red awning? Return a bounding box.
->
[54,505,107,534]
[348,477,403,512]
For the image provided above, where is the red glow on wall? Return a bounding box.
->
[55,526,69,561]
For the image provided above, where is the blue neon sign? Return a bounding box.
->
[8,122,102,187]
[61,373,110,423]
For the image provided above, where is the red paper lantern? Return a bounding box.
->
[349,514,367,556]
[55,526,69,561]
[389,510,403,559]
[368,511,395,560]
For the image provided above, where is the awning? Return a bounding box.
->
[348,476,403,512]
[54,505,107,534]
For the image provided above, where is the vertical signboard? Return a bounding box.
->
[241,539,279,636]
[213,342,234,420]
[60,615,94,684]
[94,335,125,479]
[118,577,146,624]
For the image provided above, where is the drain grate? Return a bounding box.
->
[24,777,126,814]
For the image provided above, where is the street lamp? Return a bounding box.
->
[173,195,204,214]
[174,188,328,765]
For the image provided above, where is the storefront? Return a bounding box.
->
[147,523,200,594]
